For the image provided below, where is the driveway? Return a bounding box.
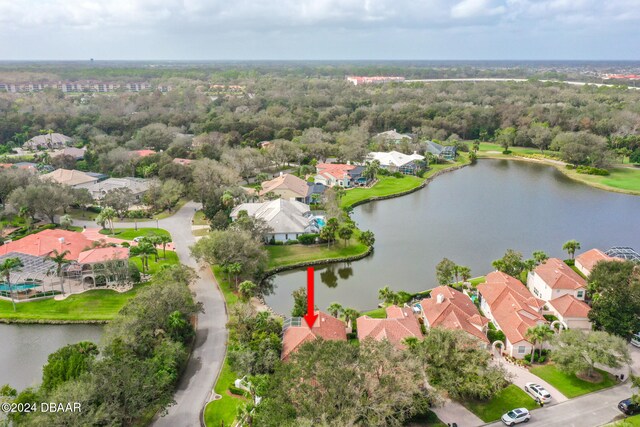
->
[431,399,483,427]
[70,203,227,427]
[485,382,633,427]
[494,359,569,405]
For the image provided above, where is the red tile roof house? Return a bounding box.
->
[546,294,592,330]
[418,286,489,346]
[575,248,619,277]
[281,311,347,361]
[477,272,547,359]
[314,163,367,188]
[0,229,131,292]
[526,258,591,329]
[356,305,423,350]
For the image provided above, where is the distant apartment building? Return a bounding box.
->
[0,81,170,93]
[346,76,405,85]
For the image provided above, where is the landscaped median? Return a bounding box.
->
[529,364,617,398]
[462,384,538,423]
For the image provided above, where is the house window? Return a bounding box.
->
[576,290,584,298]
[517,346,526,354]
[285,234,288,240]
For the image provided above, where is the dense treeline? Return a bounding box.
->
[1,265,200,426]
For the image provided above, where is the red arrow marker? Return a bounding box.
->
[303,266,318,328]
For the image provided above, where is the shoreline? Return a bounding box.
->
[0,318,109,325]
[478,153,640,196]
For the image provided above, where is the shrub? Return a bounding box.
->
[87,206,102,214]
[392,172,404,178]
[127,209,150,219]
[575,165,610,176]
[228,385,248,397]
[502,150,512,154]
[487,328,506,344]
[129,262,141,284]
[298,233,319,245]
[565,164,576,170]
[284,239,299,245]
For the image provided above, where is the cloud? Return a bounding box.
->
[451,0,506,19]
[0,0,637,59]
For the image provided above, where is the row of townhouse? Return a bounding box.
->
[279,249,618,361]
[0,82,172,93]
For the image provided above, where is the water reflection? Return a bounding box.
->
[265,160,640,314]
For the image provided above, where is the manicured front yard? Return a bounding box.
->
[130,250,179,275]
[266,239,369,270]
[203,359,246,427]
[100,227,171,240]
[0,284,148,321]
[529,365,617,398]
[463,384,538,423]
[340,175,425,208]
[607,414,640,426]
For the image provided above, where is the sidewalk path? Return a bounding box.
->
[431,399,484,427]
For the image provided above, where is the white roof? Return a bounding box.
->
[78,177,152,198]
[230,199,313,234]
[367,151,425,167]
[375,130,411,141]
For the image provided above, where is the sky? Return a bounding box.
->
[1,0,639,60]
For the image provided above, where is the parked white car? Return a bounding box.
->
[524,382,552,403]
[501,408,530,426]
[631,332,640,348]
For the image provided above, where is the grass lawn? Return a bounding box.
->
[203,359,246,427]
[193,210,209,226]
[477,142,559,157]
[529,365,617,398]
[607,414,640,426]
[100,227,171,240]
[362,306,387,318]
[67,207,99,221]
[563,166,640,194]
[193,228,210,237]
[340,175,425,209]
[130,250,179,275]
[0,284,148,321]
[463,384,538,423]
[265,239,369,270]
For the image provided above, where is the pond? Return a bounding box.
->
[264,159,640,314]
[0,323,104,390]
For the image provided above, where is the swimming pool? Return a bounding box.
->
[0,283,40,292]
[315,218,326,227]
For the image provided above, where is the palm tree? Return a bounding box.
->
[158,234,172,259]
[532,250,549,265]
[0,257,24,312]
[378,286,396,305]
[228,262,243,288]
[238,280,257,302]
[49,249,70,295]
[562,240,581,260]
[525,324,555,362]
[342,307,360,330]
[96,206,117,234]
[130,241,157,273]
[327,302,343,318]
[458,266,472,284]
[363,160,381,182]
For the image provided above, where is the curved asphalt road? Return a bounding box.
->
[70,202,227,427]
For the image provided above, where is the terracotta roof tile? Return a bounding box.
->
[259,174,310,198]
[281,311,346,360]
[356,305,422,350]
[533,258,586,290]
[478,272,547,345]
[548,294,591,318]
[420,286,489,343]
[575,249,621,274]
[77,247,129,264]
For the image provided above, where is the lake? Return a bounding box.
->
[264,159,640,314]
[0,324,104,390]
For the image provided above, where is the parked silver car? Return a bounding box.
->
[524,382,552,403]
[501,408,531,426]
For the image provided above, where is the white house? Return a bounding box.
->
[365,151,425,175]
[477,271,547,359]
[24,133,73,150]
[527,258,587,302]
[230,199,322,243]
